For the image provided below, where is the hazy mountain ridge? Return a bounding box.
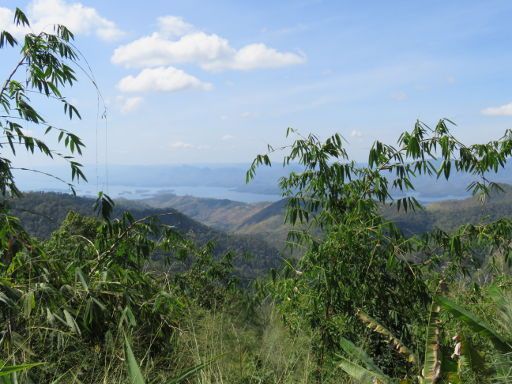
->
[386,183,512,235]
[142,183,512,249]
[139,193,290,248]
[5,192,283,277]
[137,193,269,231]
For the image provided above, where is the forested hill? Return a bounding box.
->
[228,184,512,246]
[385,183,512,235]
[137,192,268,231]
[4,192,282,276]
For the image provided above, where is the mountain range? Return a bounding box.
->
[7,183,512,279]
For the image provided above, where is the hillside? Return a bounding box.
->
[140,193,291,249]
[234,198,290,248]
[386,184,512,235]
[216,183,512,247]
[5,192,283,277]
[139,192,269,231]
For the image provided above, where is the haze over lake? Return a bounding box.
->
[14,163,512,204]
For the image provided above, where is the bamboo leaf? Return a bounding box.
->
[338,337,385,375]
[0,362,43,377]
[436,296,511,353]
[337,357,390,383]
[165,356,222,384]
[124,335,145,384]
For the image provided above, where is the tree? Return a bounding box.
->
[248,121,512,381]
[0,8,86,198]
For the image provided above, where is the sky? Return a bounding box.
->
[2,0,512,169]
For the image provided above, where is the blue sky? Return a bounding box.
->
[2,0,512,168]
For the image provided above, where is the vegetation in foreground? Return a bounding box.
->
[1,8,511,384]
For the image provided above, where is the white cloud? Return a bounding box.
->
[241,111,257,118]
[119,96,143,113]
[170,141,194,149]
[350,129,363,138]
[157,16,194,38]
[0,7,30,36]
[205,43,305,71]
[0,0,123,41]
[481,102,512,116]
[170,141,210,150]
[112,32,233,68]
[111,17,305,71]
[20,128,35,136]
[221,134,234,141]
[117,66,212,93]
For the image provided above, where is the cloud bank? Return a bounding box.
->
[113,14,305,96]
[0,0,123,41]
[481,102,512,116]
[118,67,212,93]
[112,18,304,72]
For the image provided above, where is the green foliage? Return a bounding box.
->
[248,122,512,381]
[436,296,511,353]
[124,335,146,384]
[0,362,43,377]
[1,210,183,381]
[0,8,87,197]
[2,7,512,384]
[3,191,283,278]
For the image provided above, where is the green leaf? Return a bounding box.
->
[165,356,221,384]
[124,335,145,384]
[338,337,384,375]
[23,290,35,318]
[436,296,511,353]
[422,302,442,383]
[0,362,43,377]
[13,8,30,27]
[337,357,390,383]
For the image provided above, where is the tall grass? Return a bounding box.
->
[173,304,325,384]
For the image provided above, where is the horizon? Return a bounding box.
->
[1,1,512,171]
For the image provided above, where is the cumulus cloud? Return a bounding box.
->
[111,16,305,71]
[205,43,305,71]
[0,0,123,41]
[350,129,363,138]
[117,66,212,93]
[112,32,232,68]
[119,96,143,113]
[157,15,194,38]
[481,102,512,116]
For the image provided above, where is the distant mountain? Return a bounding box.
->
[4,192,283,277]
[14,162,512,203]
[139,193,290,249]
[13,164,305,197]
[234,199,290,249]
[24,180,510,262]
[386,183,512,235]
[138,193,268,231]
[146,183,512,250]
